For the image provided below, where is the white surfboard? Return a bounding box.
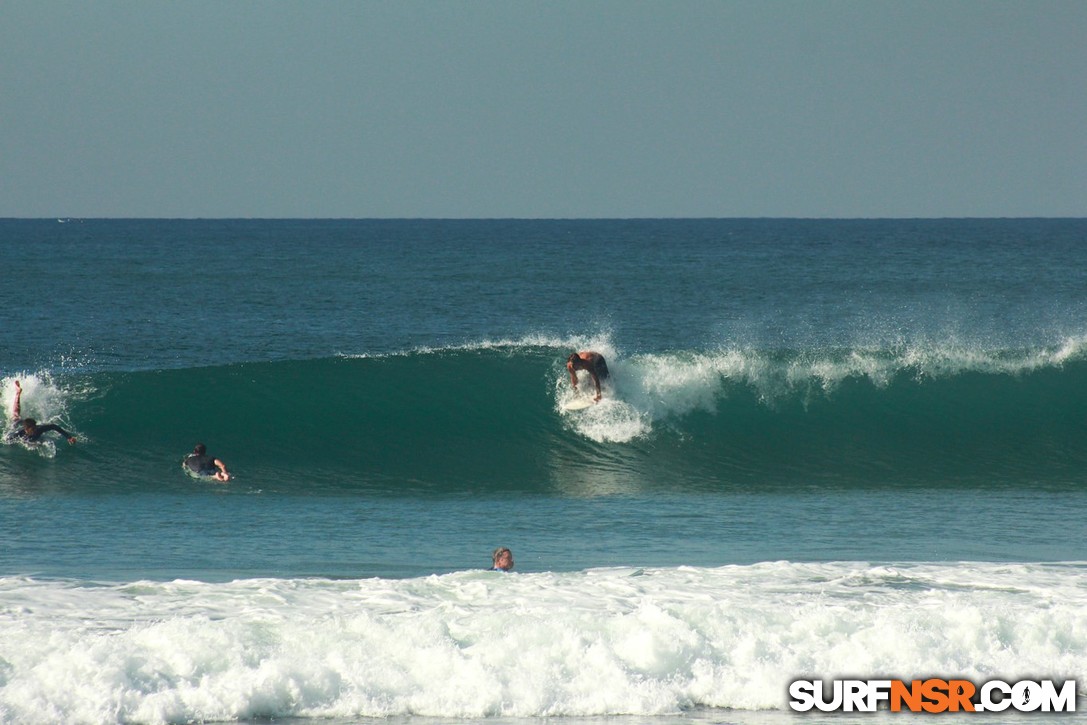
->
[182,459,217,480]
[562,397,596,411]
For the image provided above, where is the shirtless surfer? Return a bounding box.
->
[566,351,609,402]
[5,380,76,445]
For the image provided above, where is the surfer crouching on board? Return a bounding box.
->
[183,443,231,482]
[5,380,76,445]
[566,351,609,402]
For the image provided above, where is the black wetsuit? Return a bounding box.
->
[183,453,219,476]
[7,421,72,443]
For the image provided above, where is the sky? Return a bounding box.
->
[1,1,1084,218]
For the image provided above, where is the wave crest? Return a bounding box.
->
[5,337,1087,490]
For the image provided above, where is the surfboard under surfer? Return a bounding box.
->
[5,380,77,445]
[183,443,232,482]
[566,351,609,402]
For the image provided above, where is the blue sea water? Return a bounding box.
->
[1,218,1085,723]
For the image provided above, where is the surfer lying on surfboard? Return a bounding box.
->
[566,351,609,402]
[5,380,77,445]
[183,443,232,482]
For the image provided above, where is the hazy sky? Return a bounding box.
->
[2,1,1084,218]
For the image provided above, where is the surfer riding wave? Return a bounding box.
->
[566,351,609,402]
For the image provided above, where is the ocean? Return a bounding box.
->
[0,218,1084,724]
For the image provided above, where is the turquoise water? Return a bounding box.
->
[1,219,1085,722]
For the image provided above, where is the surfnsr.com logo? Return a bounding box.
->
[789,678,1077,713]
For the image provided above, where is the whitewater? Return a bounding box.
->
[2,563,1084,723]
[1,218,1086,723]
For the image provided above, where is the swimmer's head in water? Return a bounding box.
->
[492,547,514,570]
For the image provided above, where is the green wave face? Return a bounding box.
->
[3,342,1086,494]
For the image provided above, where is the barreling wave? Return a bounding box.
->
[3,335,1087,493]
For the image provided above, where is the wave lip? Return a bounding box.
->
[560,335,1087,444]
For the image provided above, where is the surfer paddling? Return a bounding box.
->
[566,351,609,402]
[5,380,76,445]
[183,443,231,482]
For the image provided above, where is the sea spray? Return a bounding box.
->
[0,372,84,457]
[4,338,1087,489]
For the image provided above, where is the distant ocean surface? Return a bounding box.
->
[1,218,1085,724]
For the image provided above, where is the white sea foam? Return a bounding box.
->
[0,563,1083,724]
[555,335,1087,442]
[1,374,59,423]
[0,372,83,456]
[342,332,619,360]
